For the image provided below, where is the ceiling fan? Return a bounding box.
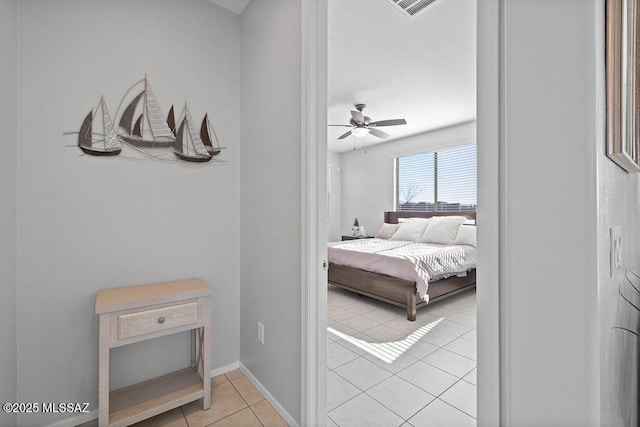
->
[329,104,407,140]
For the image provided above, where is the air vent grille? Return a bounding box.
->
[386,0,438,18]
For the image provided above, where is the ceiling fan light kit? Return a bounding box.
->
[351,127,370,137]
[329,103,407,140]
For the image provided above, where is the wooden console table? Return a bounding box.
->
[95,279,213,427]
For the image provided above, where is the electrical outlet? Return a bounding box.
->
[610,226,623,278]
[258,322,264,344]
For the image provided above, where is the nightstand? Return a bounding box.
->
[341,235,375,241]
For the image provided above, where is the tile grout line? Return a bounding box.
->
[227,374,268,427]
[180,405,191,427]
[362,382,436,424]
[184,374,271,427]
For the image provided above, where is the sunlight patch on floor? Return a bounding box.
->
[327,317,445,363]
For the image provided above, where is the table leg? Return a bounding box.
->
[98,313,109,427]
[202,299,211,410]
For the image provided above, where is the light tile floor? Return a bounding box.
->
[79,369,288,427]
[327,284,477,427]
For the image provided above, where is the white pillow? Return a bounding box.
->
[375,223,399,239]
[454,224,477,247]
[390,218,430,241]
[421,216,466,245]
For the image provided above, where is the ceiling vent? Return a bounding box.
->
[386,0,438,18]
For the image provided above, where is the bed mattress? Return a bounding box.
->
[328,238,476,301]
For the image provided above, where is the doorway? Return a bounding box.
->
[300,0,501,425]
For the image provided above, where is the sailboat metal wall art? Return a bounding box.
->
[65,75,226,164]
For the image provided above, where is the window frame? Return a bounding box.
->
[394,144,477,212]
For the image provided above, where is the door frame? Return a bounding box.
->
[300,0,502,425]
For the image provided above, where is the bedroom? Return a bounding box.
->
[324,0,478,425]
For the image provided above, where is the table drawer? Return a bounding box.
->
[118,302,198,340]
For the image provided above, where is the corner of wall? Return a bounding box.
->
[0,0,18,426]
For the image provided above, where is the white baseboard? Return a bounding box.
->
[210,361,240,378]
[239,362,299,427]
[46,409,97,427]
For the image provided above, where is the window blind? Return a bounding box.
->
[396,144,477,212]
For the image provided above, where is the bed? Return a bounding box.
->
[328,211,476,321]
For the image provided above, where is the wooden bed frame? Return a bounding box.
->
[328,211,477,321]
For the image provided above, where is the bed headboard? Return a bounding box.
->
[384,210,476,224]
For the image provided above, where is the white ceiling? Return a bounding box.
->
[208,0,251,14]
[328,0,476,153]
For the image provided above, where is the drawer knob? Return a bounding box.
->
[158,317,165,324]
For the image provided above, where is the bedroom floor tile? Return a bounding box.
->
[326,286,477,426]
[404,339,440,360]
[460,327,477,343]
[327,341,360,369]
[439,380,477,418]
[419,329,459,347]
[443,337,477,361]
[384,316,438,334]
[431,319,474,337]
[341,299,380,314]
[327,370,362,411]
[328,306,359,322]
[334,357,393,390]
[463,368,477,385]
[362,324,410,342]
[363,351,420,374]
[422,348,476,378]
[408,399,476,427]
[366,375,436,420]
[328,394,404,427]
[328,322,360,337]
[340,313,389,332]
[396,360,460,397]
[361,307,404,322]
[447,312,477,327]
[332,335,369,356]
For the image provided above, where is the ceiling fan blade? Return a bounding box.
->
[351,110,365,124]
[369,119,407,127]
[328,124,353,127]
[368,128,390,139]
[338,130,353,139]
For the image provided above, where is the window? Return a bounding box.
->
[395,144,477,211]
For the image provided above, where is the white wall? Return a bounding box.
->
[239,0,302,423]
[339,122,475,237]
[327,151,341,242]
[596,1,640,424]
[0,1,18,426]
[15,1,241,425]
[500,1,600,424]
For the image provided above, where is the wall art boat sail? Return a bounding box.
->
[117,76,176,147]
[174,104,212,162]
[65,75,226,164]
[201,113,226,156]
[78,96,122,156]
